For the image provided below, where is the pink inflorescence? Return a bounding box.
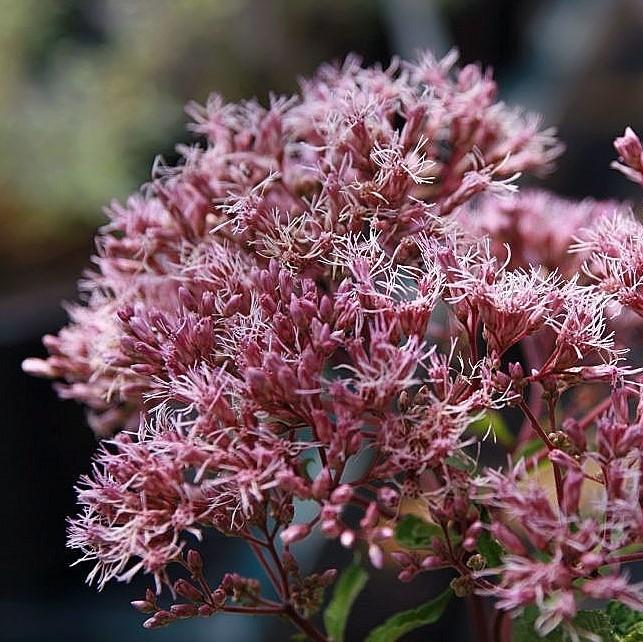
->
[24,51,643,640]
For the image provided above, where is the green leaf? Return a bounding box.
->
[395,514,443,549]
[516,439,545,459]
[513,607,616,642]
[323,557,368,642]
[365,588,452,642]
[395,514,463,552]
[476,529,504,568]
[445,453,476,473]
[468,411,515,448]
[622,622,643,642]
[606,601,643,638]
[573,611,616,641]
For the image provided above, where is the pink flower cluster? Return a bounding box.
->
[24,52,643,641]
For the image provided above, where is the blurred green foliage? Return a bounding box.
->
[0,0,383,260]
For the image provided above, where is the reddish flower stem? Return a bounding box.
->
[607,551,643,564]
[247,539,282,596]
[284,605,330,642]
[518,400,564,509]
[492,609,511,642]
[467,594,491,642]
[262,524,291,600]
[577,395,612,429]
[221,605,286,616]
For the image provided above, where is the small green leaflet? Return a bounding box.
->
[323,558,368,642]
[364,588,452,642]
[467,411,515,448]
[513,607,616,642]
[445,453,476,473]
[395,513,462,550]
[476,529,504,568]
[395,514,443,549]
[622,622,643,642]
[516,438,546,460]
[607,601,643,637]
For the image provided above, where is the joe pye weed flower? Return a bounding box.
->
[24,51,643,642]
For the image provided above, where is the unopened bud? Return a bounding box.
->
[131,600,155,614]
[330,484,353,505]
[490,523,526,556]
[198,604,215,617]
[319,569,338,586]
[321,519,342,537]
[174,579,202,602]
[280,523,311,545]
[21,358,56,378]
[340,529,355,548]
[186,549,203,575]
[178,287,198,311]
[170,603,198,618]
[222,293,244,317]
[390,551,411,565]
[398,568,417,582]
[508,362,525,380]
[153,610,174,624]
[368,544,384,569]
[211,588,227,607]
[143,617,165,629]
[421,555,443,570]
[580,552,604,571]
[399,390,410,412]
[360,503,379,529]
[312,469,331,500]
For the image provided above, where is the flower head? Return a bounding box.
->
[24,51,643,640]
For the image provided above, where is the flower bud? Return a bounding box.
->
[319,569,338,586]
[280,523,311,545]
[222,293,244,317]
[178,287,198,311]
[321,518,342,537]
[174,579,202,602]
[580,552,604,571]
[561,467,584,515]
[211,588,227,607]
[198,604,215,617]
[369,544,384,569]
[171,603,198,618]
[330,484,353,505]
[143,617,165,630]
[421,555,443,569]
[201,291,216,316]
[131,600,155,614]
[398,568,417,582]
[312,469,331,500]
[187,549,203,575]
[340,529,355,548]
[360,503,379,529]
[490,523,526,556]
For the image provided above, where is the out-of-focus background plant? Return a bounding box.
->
[1,1,641,641]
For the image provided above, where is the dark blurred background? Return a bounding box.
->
[1,1,641,640]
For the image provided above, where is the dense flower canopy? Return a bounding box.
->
[24,51,643,641]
